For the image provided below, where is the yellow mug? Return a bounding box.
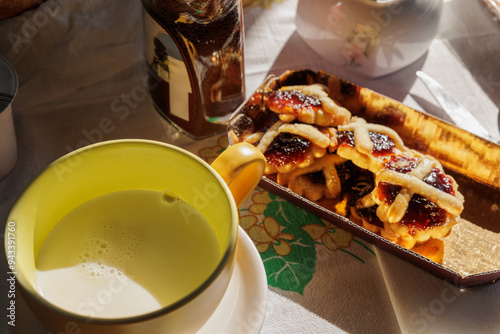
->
[5,139,265,334]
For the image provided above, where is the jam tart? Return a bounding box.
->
[355,151,464,249]
[252,120,338,174]
[265,84,351,127]
[337,117,407,174]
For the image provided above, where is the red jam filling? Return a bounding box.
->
[336,161,374,204]
[384,155,419,174]
[338,130,395,156]
[338,130,355,147]
[266,90,321,114]
[376,182,402,204]
[265,133,311,166]
[423,167,455,196]
[369,131,395,156]
[400,195,447,230]
[357,205,384,228]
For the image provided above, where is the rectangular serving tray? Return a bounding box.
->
[228,69,500,288]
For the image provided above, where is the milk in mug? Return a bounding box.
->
[35,189,221,318]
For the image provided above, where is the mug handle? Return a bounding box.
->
[210,143,266,208]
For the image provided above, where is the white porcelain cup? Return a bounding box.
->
[296,0,443,78]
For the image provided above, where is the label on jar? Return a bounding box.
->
[143,11,192,122]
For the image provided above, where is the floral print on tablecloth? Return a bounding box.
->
[198,135,228,164]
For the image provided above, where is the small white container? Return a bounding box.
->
[0,56,18,179]
[296,0,443,78]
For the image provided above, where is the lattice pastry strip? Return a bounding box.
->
[286,154,346,202]
[266,84,351,127]
[254,121,338,174]
[256,121,334,153]
[337,117,407,173]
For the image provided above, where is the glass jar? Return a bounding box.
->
[143,0,245,138]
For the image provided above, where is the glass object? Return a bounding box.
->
[143,0,245,138]
[0,56,18,179]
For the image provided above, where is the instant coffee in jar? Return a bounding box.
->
[143,0,245,138]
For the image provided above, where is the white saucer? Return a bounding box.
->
[198,226,268,334]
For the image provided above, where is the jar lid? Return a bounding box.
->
[0,56,18,114]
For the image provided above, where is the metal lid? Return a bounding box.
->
[0,56,18,114]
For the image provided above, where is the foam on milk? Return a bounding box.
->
[76,223,140,283]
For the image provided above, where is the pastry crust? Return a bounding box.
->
[287,153,346,201]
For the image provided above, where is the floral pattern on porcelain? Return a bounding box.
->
[341,23,381,67]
